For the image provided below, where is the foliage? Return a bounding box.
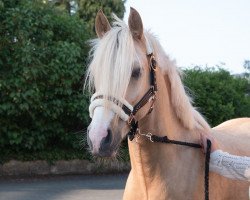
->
[243,60,250,83]
[0,0,127,163]
[0,148,91,164]
[0,0,90,157]
[50,0,126,35]
[183,67,250,126]
[49,0,77,14]
[244,60,250,71]
[77,0,126,35]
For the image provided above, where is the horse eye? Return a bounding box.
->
[131,68,141,79]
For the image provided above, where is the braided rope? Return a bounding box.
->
[205,139,211,200]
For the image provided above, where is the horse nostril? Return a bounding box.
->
[100,129,112,151]
[106,129,112,143]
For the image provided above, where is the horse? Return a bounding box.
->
[85,7,250,200]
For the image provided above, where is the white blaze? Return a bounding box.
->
[88,107,114,153]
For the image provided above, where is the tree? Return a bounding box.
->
[243,60,250,82]
[0,0,128,162]
[0,0,90,155]
[183,67,250,126]
[77,0,126,35]
[50,0,126,36]
[48,0,78,14]
[244,60,250,71]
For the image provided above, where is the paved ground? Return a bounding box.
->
[0,174,128,200]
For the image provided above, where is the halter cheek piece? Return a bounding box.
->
[126,53,157,140]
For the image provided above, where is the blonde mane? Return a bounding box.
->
[86,16,210,131]
[145,32,210,130]
[86,16,136,102]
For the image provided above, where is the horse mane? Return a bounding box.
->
[145,32,210,131]
[86,15,136,105]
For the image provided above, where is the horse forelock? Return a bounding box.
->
[86,16,137,110]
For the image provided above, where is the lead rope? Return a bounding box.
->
[136,133,211,200]
[205,139,211,200]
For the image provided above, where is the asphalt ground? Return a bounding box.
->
[0,174,128,200]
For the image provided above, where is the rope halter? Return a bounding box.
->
[89,36,157,140]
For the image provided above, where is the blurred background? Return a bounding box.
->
[0,0,249,172]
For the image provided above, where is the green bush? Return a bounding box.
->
[183,67,250,126]
[77,0,126,35]
[0,0,90,155]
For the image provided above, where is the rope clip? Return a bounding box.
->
[139,132,154,142]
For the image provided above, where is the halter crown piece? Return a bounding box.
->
[89,37,157,140]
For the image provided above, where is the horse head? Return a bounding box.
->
[86,8,154,157]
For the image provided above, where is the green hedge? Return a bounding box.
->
[0,1,90,158]
[183,67,250,126]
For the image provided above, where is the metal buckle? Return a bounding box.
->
[139,132,154,142]
[147,94,156,115]
[150,55,157,71]
[147,105,154,115]
[150,94,156,101]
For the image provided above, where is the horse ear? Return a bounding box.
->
[95,10,111,38]
[128,7,143,40]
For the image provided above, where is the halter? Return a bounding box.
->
[89,39,211,200]
[89,52,157,139]
[89,37,157,131]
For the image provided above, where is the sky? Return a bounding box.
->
[124,0,250,74]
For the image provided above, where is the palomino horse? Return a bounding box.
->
[86,8,250,200]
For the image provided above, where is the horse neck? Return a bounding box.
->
[127,70,203,198]
[139,69,199,143]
